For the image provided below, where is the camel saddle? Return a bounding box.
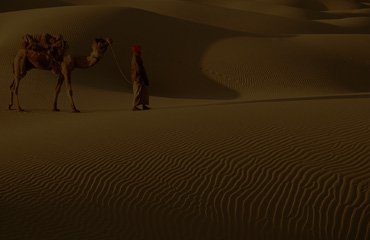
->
[22,33,67,62]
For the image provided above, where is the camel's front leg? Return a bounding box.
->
[63,71,80,113]
[53,75,64,111]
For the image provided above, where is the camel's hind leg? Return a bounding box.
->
[11,52,27,112]
[9,74,25,112]
[8,80,15,110]
[53,75,64,111]
[9,61,17,110]
[13,74,24,112]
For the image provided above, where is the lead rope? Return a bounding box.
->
[108,43,132,85]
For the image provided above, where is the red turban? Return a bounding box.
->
[132,44,141,53]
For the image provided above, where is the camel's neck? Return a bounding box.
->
[73,49,102,69]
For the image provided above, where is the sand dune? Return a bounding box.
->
[0,1,370,240]
[202,34,370,98]
[66,0,345,33]
[0,0,72,13]
[316,16,370,28]
[243,0,365,10]
[1,99,370,240]
[0,5,241,107]
[188,0,319,20]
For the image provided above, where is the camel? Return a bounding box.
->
[9,35,113,112]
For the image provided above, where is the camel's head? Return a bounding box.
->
[93,38,113,54]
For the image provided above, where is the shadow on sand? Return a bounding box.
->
[37,92,370,113]
[154,92,370,110]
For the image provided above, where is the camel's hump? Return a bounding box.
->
[22,33,66,51]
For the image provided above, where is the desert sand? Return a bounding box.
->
[0,0,369,239]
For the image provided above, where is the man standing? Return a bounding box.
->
[131,44,150,111]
